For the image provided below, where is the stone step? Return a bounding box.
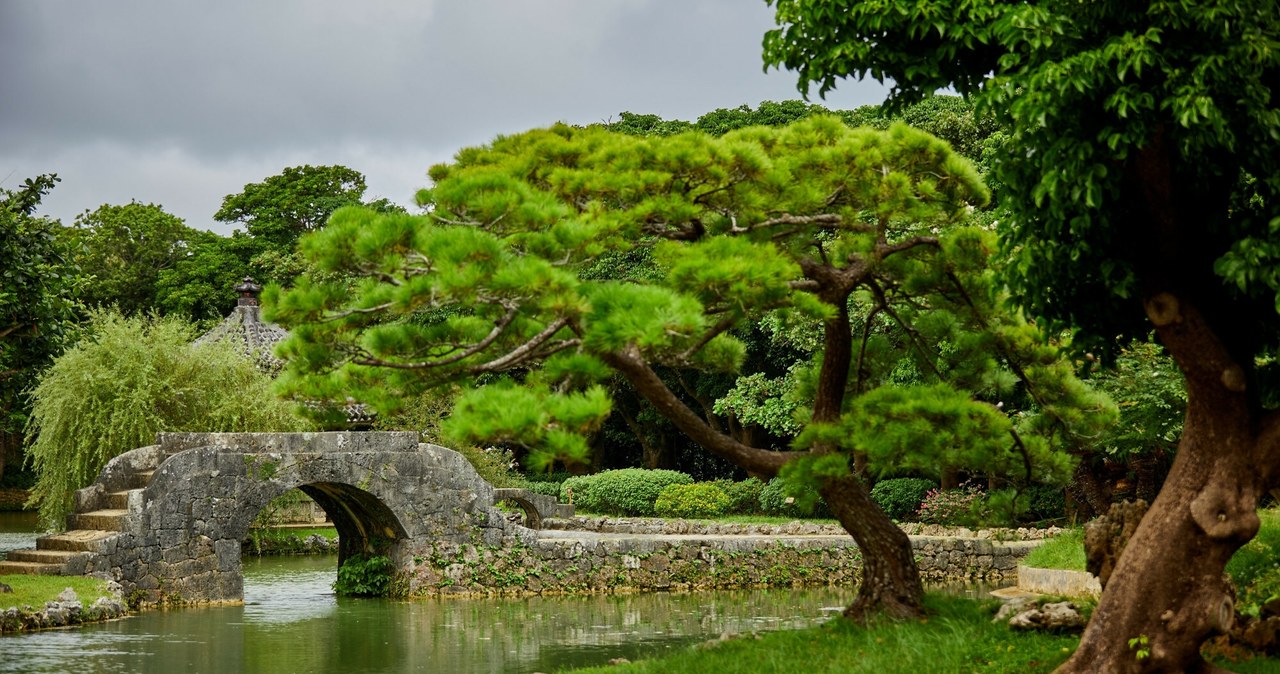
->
[3,549,80,565]
[128,470,155,489]
[0,560,62,575]
[67,510,129,532]
[104,490,137,510]
[37,529,116,552]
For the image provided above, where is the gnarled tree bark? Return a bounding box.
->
[1058,295,1277,674]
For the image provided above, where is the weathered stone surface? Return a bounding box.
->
[30,432,528,607]
[1007,601,1088,632]
[12,431,1046,606]
[1084,499,1149,589]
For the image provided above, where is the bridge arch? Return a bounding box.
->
[229,480,411,570]
[63,432,541,604]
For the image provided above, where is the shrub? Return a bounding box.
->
[654,483,731,519]
[1227,508,1280,615]
[525,471,573,485]
[455,445,522,488]
[870,478,937,521]
[520,480,563,499]
[758,477,829,518]
[917,483,988,525]
[560,474,595,509]
[1021,484,1067,522]
[714,477,765,515]
[333,554,394,597]
[24,311,312,529]
[559,469,693,516]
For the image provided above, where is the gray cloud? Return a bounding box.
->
[0,0,888,234]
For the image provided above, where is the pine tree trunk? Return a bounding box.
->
[821,474,926,621]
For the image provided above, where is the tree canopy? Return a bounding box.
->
[267,117,1111,619]
[765,1,1280,670]
[69,201,197,316]
[215,164,374,251]
[0,175,82,480]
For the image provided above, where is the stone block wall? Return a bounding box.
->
[400,532,1039,598]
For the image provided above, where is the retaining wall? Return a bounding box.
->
[400,530,1040,598]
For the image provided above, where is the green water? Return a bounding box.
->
[1,547,852,673]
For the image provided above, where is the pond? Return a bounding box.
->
[1,515,857,673]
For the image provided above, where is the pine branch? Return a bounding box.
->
[472,318,573,373]
[351,304,521,369]
[602,345,793,476]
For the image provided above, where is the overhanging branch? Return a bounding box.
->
[602,345,793,476]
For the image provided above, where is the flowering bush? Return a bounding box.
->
[916,483,988,525]
[870,477,937,521]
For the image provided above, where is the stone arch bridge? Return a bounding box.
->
[0,432,570,604]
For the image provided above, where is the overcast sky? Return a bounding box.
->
[1,1,889,235]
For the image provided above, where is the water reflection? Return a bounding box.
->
[2,553,851,674]
[0,511,41,555]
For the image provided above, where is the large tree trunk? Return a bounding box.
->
[602,294,929,622]
[1058,294,1278,673]
[821,474,925,621]
[1067,460,1111,520]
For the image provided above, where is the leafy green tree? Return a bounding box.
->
[215,165,384,252]
[69,202,199,315]
[153,230,254,323]
[267,119,1110,619]
[765,1,1280,669]
[0,174,83,482]
[24,311,313,528]
[1067,341,1186,513]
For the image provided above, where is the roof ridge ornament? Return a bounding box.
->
[235,277,263,307]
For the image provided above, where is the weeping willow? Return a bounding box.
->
[24,310,313,529]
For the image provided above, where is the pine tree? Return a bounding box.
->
[267,118,1112,619]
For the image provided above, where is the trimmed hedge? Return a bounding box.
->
[561,469,694,516]
[654,483,731,519]
[758,477,829,518]
[714,477,766,515]
[870,477,937,521]
[1021,484,1066,522]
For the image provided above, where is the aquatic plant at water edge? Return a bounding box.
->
[333,553,393,597]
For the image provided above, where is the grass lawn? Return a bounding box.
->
[0,574,116,610]
[559,592,1280,674]
[1019,528,1085,571]
[564,594,1079,674]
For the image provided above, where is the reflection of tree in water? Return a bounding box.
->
[241,576,847,673]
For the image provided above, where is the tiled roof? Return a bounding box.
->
[194,277,374,427]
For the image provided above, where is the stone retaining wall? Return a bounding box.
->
[0,488,29,511]
[544,516,1066,541]
[400,530,1039,598]
[1016,565,1102,598]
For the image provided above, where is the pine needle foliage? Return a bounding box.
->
[266,117,1113,483]
[265,116,1121,619]
[24,311,312,528]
